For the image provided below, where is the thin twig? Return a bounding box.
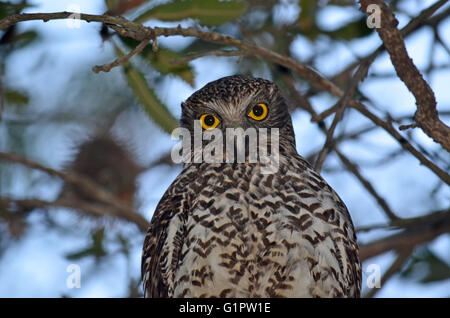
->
[433,24,450,57]
[314,59,373,171]
[0,151,148,227]
[283,75,400,221]
[350,100,450,185]
[0,12,345,101]
[324,0,449,104]
[357,207,450,232]
[364,247,414,298]
[1,11,449,184]
[311,104,340,123]
[0,197,149,232]
[309,111,436,159]
[399,122,419,130]
[360,208,450,261]
[92,37,152,73]
[335,149,399,220]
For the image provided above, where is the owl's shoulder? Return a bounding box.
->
[142,165,198,297]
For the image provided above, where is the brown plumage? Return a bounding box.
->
[142,75,361,297]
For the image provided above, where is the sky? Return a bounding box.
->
[0,0,449,297]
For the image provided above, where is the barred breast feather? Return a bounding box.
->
[142,155,361,298]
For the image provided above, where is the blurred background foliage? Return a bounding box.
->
[0,0,449,297]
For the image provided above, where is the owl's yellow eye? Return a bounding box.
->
[200,113,220,130]
[248,103,268,121]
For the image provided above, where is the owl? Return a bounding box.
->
[142,75,361,297]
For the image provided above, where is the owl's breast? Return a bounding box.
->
[172,162,359,297]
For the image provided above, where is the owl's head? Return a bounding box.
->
[180,75,296,152]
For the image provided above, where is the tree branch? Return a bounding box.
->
[360,208,450,261]
[335,149,399,221]
[92,37,152,73]
[285,77,448,247]
[359,0,450,152]
[0,197,149,232]
[314,59,373,172]
[0,151,148,230]
[364,247,414,298]
[283,74,400,222]
[324,0,449,106]
[0,12,348,101]
[349,100,450,185]
[1,11,449,185]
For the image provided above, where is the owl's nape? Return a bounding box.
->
[142,75,361,298]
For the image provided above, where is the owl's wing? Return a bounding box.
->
[327,188,362,297]
[298,158,362,297]
[340,204,362,297]
[141,183,189,298]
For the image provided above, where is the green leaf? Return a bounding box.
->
[297,0,320,39]
[4,89,29,105]
[12,30,39,49]
[0,4,8,20]
[105,0,148,15]
[65,228,107,261]
[0,2,35,19]
[401,247,450,283]
[327,0,355,6]
[120,36,195,86]
[134,0,247,26]
[116,46,178,134]
[117,233,130,257]
[143,47,195,86]
[298,0,317,27]
[324,17,373,40]
[105,0,120,11]
[180,38,225,54]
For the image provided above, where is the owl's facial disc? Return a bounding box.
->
[178,76,298,165]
